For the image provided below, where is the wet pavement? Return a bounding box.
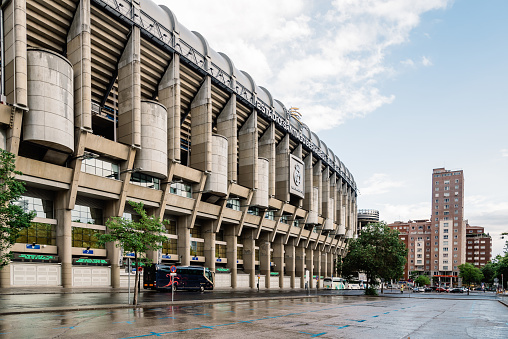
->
[0,295,506,338]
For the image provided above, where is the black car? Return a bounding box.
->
[449,287,463,293]
[424,287,432,292]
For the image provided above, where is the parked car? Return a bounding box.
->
[449,287,463,293]
[424,287,432,292]
[460,287,469,293]
[413,287,420,292]
[436,287,447,292]
[418,287,425,292]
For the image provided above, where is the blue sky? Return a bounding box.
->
[154,0,508,257]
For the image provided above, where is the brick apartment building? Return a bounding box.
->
[465,224,492,268]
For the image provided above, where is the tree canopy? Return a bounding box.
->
[414,275,431,287]
[459,262,483,294]
[0,149,35,268]
[98,201,168,305]
[342,222,407,291]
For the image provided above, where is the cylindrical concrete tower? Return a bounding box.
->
[251,157,269,208]
[24,48,74,153]
[204,134,228,195]
[135,100,168,178]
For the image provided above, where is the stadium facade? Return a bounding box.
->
[0,0,357,289]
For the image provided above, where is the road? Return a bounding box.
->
[0,294,506,338]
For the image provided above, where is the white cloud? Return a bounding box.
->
[401,58,415,67]
[377,202,431,223]
[360,173,404,195]
[154,0,451,131]
[501,149,508,157]
[422,56,433,66]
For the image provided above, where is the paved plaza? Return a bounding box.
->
[0,293,507,338]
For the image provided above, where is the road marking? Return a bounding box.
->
[298,331,327,337]
[157,316,175,319]
[325,325,350,329]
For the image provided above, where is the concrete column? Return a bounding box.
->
[295,244,305,288]
[322,251,328,279]
[275,134,290,202]
[314,249,321,288]
[224,225,237,288]
[241,228,256,288]
[303,155,314,212]
[190,76,212,172]
[328,251,334,277]
[104,201,121,288]
[118,26,141,147]
[238,110,258,189]
[55,191,72,288]
[305,246,314,288]
[322,167,330,220]
[3,0,27,107]
[203,221,215,272]
[177,216,191,266]
[67,0,92,131]
[272,234,284,288]
[217,95,237,182]
[330,173,337,225]
[285,238,296,288]
[313,160,323,216]
[259,232,271,288]
[259,122,276,197]
[158,55,180,161]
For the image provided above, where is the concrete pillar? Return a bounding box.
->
[322,251,328,279]
[67,0,92,131]
[259,122,276,197]
[177,216,191,266]
[217,95,237,182]
[330,173,337,225]
[242,228,256,288]
[190,76,212,172]
[285,238,296,288]
[328,251,334,277]
[3,0,27,107]
[296,244,305,288]
[104,201,121,288]
[314,249,321,288]
[259,232,271,288]
[238,110,258,189]
[158,54,180,161]
[224,225,237,288]
[275,134,290,202]
[305,246,314,288]
[303,155,314,213]
[322,167,330,220]
[0,264,10,288]
[272,234,284,288]
[313,160,323,216]
[118,26,141,147]
[203,221,215,272]
[55,191,72,288]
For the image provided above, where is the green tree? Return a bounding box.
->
[342,222,407,295]
[495,254,508,290]
[459,262,483,295]
[98,201,168,305]
[481,262,496,286]
[0,149,35,267]
[414,275,431,287]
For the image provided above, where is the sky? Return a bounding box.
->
[153,0,508,258]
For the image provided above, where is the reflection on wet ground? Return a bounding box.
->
[0,295,507,338]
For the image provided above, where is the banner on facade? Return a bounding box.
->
[289,154,305,198]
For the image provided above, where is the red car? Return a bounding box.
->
[436,287,447,292]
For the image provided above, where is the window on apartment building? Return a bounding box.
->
[443,229,449,233]
[426,249,430,252]
[434,266,438,269]
[454,248,458,251]
[435,187,439,191]
[454,222,458,226]
[444,187,450,191]
[443,253,448,258]
[455,198,459,202]
[410,255,414,258]
[454,204,458,208]
[454,217,458,220]
[455,192,459,196]
[455,185,459,189]
[443,235,448,239]
[468,241,472,244]
[435,248,438,251]
[72,205,103,225]
[454,229,458,233]
[455,179,459,183]
[17,223,56,246]
[443,266,448,270]
[454,210,458,214]
[435,199,439,203]
[444,193,450,197]
[444,211,449,215]
[434,242,438,246]
[444,217,449,220]
[72,227,105,249]
[444,199,449,203]
[435,181,440,185]
[443,247,448,251]
[435,218,438,221]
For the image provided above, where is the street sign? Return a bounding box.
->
[170,272,177,276]
[170,265,176,273]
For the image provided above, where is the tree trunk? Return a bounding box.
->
[133,252,139,305]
